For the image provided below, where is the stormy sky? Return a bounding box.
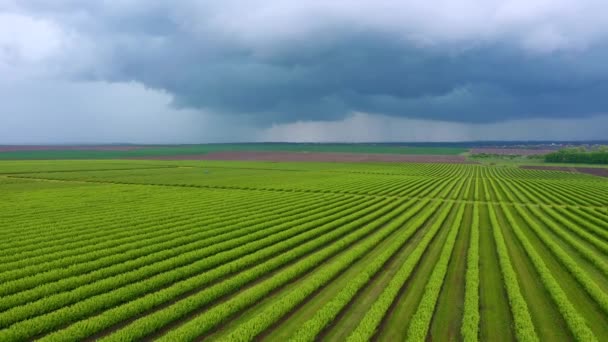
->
[2,1,608,143]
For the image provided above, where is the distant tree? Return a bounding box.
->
[545,147,608,164]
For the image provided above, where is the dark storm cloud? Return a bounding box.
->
[5,0,608,124]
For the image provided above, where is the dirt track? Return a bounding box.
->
[141,151,476,163]
[521,165,608,177]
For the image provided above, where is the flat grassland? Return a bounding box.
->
[0,144,467,160]
[144,151,472,163]
[1,159,607,341]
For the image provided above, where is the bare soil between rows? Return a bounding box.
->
[136,151,476,164]
[521,165,608,177]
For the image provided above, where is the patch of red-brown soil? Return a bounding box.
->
[141,151,476,163]
[471,148,555,155]
[575,167,608,178]
[521,165,608,177]
[0,145,145,152]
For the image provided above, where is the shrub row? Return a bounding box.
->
[501,204,597,341]
[346,201,456,342]
[0,196,361,312]
[0,197,386,340]
[39,197,406,342]
[137,198,415,342]
[406,203,466,341]
[487,204,539,342]
[528,206,608,277]
[461,203,480,342]
[287,199,441,341]
[512,205,608,315]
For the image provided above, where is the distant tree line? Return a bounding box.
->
[545,146,608,164]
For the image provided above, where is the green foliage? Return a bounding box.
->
[2,197,385,341]
[545,147,608,164]
[406,203,465,341]
[501,203,597,341]
[461,203,480,342]
[287,199,438,342]
[154,197,413,342]
[511,205,608,316]
[527,206,608,277]
[0,144,467,160]
[346,202,455,342]
[487,204,539,342]
[1,159,607,341]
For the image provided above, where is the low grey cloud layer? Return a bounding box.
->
[2,1,608,142]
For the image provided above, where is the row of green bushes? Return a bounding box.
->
[545,148,608,164]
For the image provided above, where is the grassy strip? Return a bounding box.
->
[461,202,480,342]
[487,204,539,342]
[406,203,466,340]
[501,204,597,341]
[346,202,455,342]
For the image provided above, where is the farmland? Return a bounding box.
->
[0,144,467,160]
[1,159,607,341]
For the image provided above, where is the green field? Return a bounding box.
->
[1,159,607,341]
[0,144,467,160]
